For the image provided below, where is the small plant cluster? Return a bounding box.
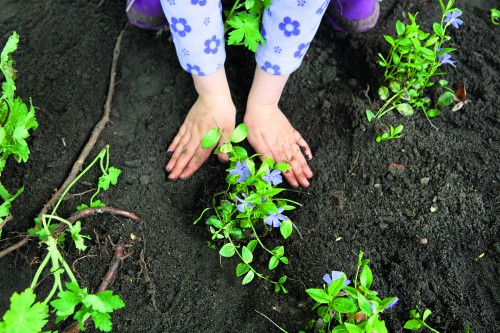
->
[0,146,124,333]
[301,251,399,333]
[196,123,297,293]
[491,8,500,25]
[403,307,441,333]
[224,0,271,52]
[0,32,38,236]
[367,0,464,142]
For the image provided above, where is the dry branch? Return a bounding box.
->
[0,27,127,258]
[62,242,126,333]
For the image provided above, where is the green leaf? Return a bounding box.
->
[383,35,395,47]
[227,12,265,52]
[327,277,345,297]
[403,319,423,330]
[236,263,250,276]
[358,294,373,316]
[51,290,82,318]
[219,243,235,257]
[0,288,49,333]
[366,109,375,123]
[280,219,292,239]
[360,265,373,289]
[426,109,441,118]
[378,86,389,101]
[242,270,255,284]
[98,167,121,191]
[423,309,432,320]
[345,323,364,333]
[275,162,291,171]
[433,23,444,37]
[95,290,125,312]
[201,128,221,149]
[332,297,357,313]
[396,103,414,116]
[272,245,284,257]
[269,256,279,270]
[83,294,107,313]
[305,288,332,304]
[437,91,454,107]
[91,311,112,332]
[68,221,90,251]
[247,239,258,252]
[396,20,406,35]
[230,123,248,143]
[242,246,253,264]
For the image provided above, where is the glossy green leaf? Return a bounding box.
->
[242,246,253,264]
[201,128,221,149]
[230,123,248,143]
[242,270,255,284]
[280,219,292,239]
[219,243,235,257]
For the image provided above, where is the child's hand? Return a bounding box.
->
[166,68,236,180]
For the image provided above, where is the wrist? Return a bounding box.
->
[247,66,289,107]
[192,67,232,102]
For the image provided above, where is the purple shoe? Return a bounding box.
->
[126,0,167,30]
[326,0,380,33]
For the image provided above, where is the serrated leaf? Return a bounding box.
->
[98,167,121,191]
[201,128,221,149]
[0,288,49,333]
[91,311,112,332]
[95,290,125,313]
[51,290,81,318]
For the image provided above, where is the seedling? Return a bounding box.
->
[403,306,440,332]
[0,32,38,236]
[301,250,398,333]
[491,8,500,25]
[0,146,124,332]
[195,123,299,292]
[367,0,463,141]
[224,0,271,51]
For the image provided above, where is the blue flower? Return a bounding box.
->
[444,11,464,29]
[384,297,399,310]
[191,0,206,5]
[322,271,351,287]
[438,53,457,67]
[294,42,310,58]
[235,194,254,212]
[264,207,288,228]
[204,35,221,54]
[171,17,192,37]
[229,160,252,182]
[261,61,281,75]
[262,169,283,186]
[279,17,300,37]
[186,64,205,76]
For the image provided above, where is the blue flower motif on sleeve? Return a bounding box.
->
[279,17,300,37]
[186,64,205,76]
[298,0,306,6]
[261,61,281,75]
[294,42,310,58]
[261,28,267,41]
[191,0,206,6]
[204,35,221,54]
[204,17,210,25]
[171,17,192,37]
[316,0,329,14]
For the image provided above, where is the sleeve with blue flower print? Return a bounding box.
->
[160,0,225,76]
[256,0,330,76]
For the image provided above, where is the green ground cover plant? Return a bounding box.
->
[224,0,271,51]
[196,123,297,292]
[366,0,463,142]
[0,32,38,236]
[0,146,124,333]
[491,8,500,25]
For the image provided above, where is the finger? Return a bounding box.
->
[167,124,187,152]
[166,132,191,174]
[293,130,313,160]
[274,143,299,188]
[249,132,274,162]
[169,140,203,179]
[285,144,310,187]
[180,146,212,179]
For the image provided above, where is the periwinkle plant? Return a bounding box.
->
[301,251,398,333]
[367,0,463,142]
[194,123,299,293]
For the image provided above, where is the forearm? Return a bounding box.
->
[247,66,289,107]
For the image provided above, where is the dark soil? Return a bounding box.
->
[1,0,498,332]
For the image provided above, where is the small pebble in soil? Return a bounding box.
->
[420,237,428,245]
[430,204,438,213]
[420,177,431,185]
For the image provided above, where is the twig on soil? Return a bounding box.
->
[0,28,127,259]
[364,84,372,105]
[62,242,126,333]
[0,206,139,259]
[0,215,13,233]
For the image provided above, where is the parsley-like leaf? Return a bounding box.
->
[227,12,265,52]
[0,288,49,333]
[98,167,121,191]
